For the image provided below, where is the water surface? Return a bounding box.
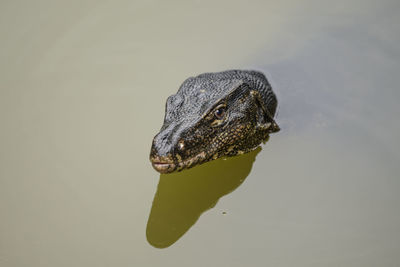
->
[1,0,399,266]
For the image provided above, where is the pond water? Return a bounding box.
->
[1,0,399,266]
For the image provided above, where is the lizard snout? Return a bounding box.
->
[150,132,178,173]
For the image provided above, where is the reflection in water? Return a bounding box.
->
[146,147,262,248]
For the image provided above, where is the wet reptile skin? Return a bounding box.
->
[150,70,279,173]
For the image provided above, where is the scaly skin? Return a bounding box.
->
[150,70,279,173]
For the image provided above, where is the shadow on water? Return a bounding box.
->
[146,147,262,248]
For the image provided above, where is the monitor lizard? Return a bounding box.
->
[150,70,279,173]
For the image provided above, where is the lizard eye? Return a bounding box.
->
[214,107,226,120]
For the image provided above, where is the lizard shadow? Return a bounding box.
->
[146,146,262,248]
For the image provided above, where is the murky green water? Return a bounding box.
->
[1,0,399,266]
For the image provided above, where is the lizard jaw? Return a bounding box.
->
[150,151,208,174]
[150,155,177,173]
[151,162,177,174]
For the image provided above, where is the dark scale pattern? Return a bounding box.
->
[150,70,280,173]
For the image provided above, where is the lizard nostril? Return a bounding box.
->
[178,140,185,151]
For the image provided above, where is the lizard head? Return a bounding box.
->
[150,71,279,174]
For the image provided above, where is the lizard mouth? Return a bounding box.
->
[150,155,177,173]
[150,151,209,174]
[150,152,207,174]
[151,161,177,174]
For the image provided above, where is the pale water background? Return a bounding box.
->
[1,0,400,266]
